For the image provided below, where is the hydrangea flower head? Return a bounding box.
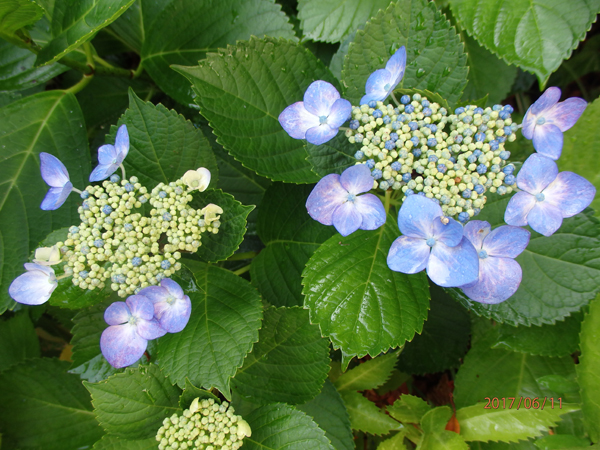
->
[89,124,129,182]
[181,167,211,191]
[39,152,73,210]
[504,154,595,236]
[100,294,166,368]
[9,263,58,305]
[279,80,352,145]
[306,164,386,236]
[460,221,530,304]
[361,46,406,105]
[138,278,191,333]
[522,87,587,160]
[387,195,479,287]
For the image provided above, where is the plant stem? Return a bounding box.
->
[233,265,251,276]
[64,42,95,94]
[227,251,258,261]
[384,189,391,214]
[120,164,127,180]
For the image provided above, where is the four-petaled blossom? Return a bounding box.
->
[279,80,352,145]
[504,154,595,237]
[39,152,73,210]
[361,46,406,105]
[306,164,386,236]
[100,295,166,368]
[459,221,530,304]
[89,124,129,182]
[138,278,191,333]
[33,245,61,266]
[182,167,211,191]
[202,203,223,225]
[387,195,478,287]
[9,263,58,305]
[522,87,587,160]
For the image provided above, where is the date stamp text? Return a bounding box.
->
[484,397,563,410]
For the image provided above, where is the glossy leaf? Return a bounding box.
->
[178,378,219,410]
[306,132,357,178]
[387,394,431,423]
[0,313,40,371]
[0,0,43,39]
[334,351,399,392]
[107,0,142,52]
[342,0,468,105]
[93,435,158,450]
[341,390,402,435]
[49,277,115,310]
[378,432,408,450]
[418,406,469,450]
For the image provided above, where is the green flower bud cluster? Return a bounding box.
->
[156,398,251,450]
[57,176,223,297]
[347,95,518,220]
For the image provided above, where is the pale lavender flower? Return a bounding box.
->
[89,125,129,182]
[9,263,58,305]
[137,278,191,333]
[361,46,406,105]
[39,152,73,210]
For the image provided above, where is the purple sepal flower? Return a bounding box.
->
[360,46,406,105]
[460,221,530,304]
[9,263,57,305]
[137,278,191,333]
[306,164,386,236]
[39,152,73,210]
[100,294,166,368]
[387,195,479,287]
[504,154,595,236]
[89,125,129,182]
[521,87,587,160]
[279,80,351,146]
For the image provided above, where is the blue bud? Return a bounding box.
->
[503,126,512,135]
[368,100,377,108]
[156,273,164,282]
[491,164,500,173]
[390,132,399,142]
[441,195,450,204]
[497,186,507,195]
[139,196,148,204]
[405,189,414,195]
[401,95,411,104]
[423,107,432,117]
[379,180,389,190]
[371,169,383,180]
[112,274,126,283]
[503,105,514,113]
[398,114,406,122]
[467,154,477,164]
[489,140,499,150]
[410,136,420,146]
[82,200,90,210]
[498,136,506,143]
[405,104,415,114]
[478,124,488,132]
[94,239,104,248]
[474,107,484,115]
[408,121,418,131]
[473,149,482,157]
[463,128,473,136]
[124,223,133,231]
[455,135,463,144]
[428,155,438,163]
[385,140,396,150]
[159,191,167,198]
[412,148,422,157]
[354,150,364,160]
[428,124,438,133]
[474,185,485,194]
[437,164,447,174]
[427,138,438,147]
[79,270,89,279]
[373,109,383,118]
[391,162,402,171]
[378,152,386,160]
[197,219,205,227]
[80,191,90,199]
[383,115,391,124]
[498,110,510,120]
[455,107,465,114]
[492,104,502,111]
[104,217,113,224]
[476,164,487,174]
[349,119,359,130]
[458,212,470,222]
[392,121,402,130]
[366,159,375,169]
[132,257,142,267]
[473,207,481,215]
[421,100,430,107]
[462,189,472,199]
[402,173,411,182]
[503,164,515,175]
[448,157,456,163]
[69,226,79,234]
[125,183,134,192]
[504,174,516,185]
[475,132,485,142]
[81,245,90,254]
[354,133,364,143]
[162,212,172,221]
[102,205,113,215]
[110,174,120,183]
[463,116,472,124]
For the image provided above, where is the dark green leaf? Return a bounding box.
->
[334,351,399,392]
[340,390,402,435]
[93,435,158,450]
[106,0,142,52]
[306,132,357,178]
[178,378,219,410]
[0,0,43,39]
[0,313,40,371]
[342,0,468,106]
[387,394,431,423]
[49,277,115,309]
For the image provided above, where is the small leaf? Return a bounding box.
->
[0,313,40,371]
[341,390,402,435]
[334,351,399,392]
[178,379,219,410]
[387,394,431,423]
[378,432,408,450]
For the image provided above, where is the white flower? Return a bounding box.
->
[182,167,211,191]
[33,245,62,266]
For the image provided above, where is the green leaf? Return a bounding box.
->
[302,213,430,366]
[536,375,579,396]
[387,394,431,423]
[244,403,335,450]
[378,432,408,450]
[577,293,600,443]
[106,0,142,52]
[250,183,335,307]
[491,313,583,357]
[534,434,592,449]
[398,285,470,374]
[298,0,391,43]
[232,306,331,405]
[36,0,136,66]
[460,34,517,106]
[297,379,354,450]
[334,351,399,392]
[340,390,402,435]
[178,378,219,410]
[559,97,600,216]
[140,0,296,105]
[0,358,103,449]
[342,0,468,106]
[93,435,158,450]
[85,363,181,440]
[456,403,579,443]
[174,37,338,183]
[0,91,91,314]
[0,0,43,39]
[157,261,262,397]
[0,313,40,371]
[306,132,357,178]
[448,0,600,86]
[49,277,115,309]
[189,189,254,262]
[418,407,469,450]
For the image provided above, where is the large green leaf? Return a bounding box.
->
[0,0,43,42]
[232,306,331,405]
[559,97,600,216]
[341,390,402,435]
[140,0,296,105]
[85,363,181,440]
[297,0,391,43]
[106,0,142,52]
[36,0,136,66]
[157,262,262,397]
[298,379,354,450]
[93,435,158,450]
[457,403,579,443]
[250,183,335,307]
[448,0,600,86]
[334,351,399,392]
[418,407,469,450]
[0,358,103,450]
[302,213,430,366]
[306,132,357,178]
[577,294,600,443]
[0,313,40,371]
[0,91,90,314]
[342,0,468,106]
[244,403,335,450]
[387,394,431,423]
[174,37,338,184]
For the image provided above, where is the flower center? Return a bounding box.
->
[535,192,545,202]
[128,316,138,326]
[426,237,436,247]
[166,295,176,305]
[347,193,356,202]
[478,249,488,259]
[191,179,199,187]
[536,117,546,125]
[319,115,328,125]
[384,83,391,91]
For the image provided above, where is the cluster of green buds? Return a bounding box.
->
[346,94,519,221]
[156,398,251,450]
[54,169,222,297]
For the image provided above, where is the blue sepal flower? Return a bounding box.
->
[138,278,192,333]
[460,221,530,304]
[306,164,386,237]
[387,195,479,287]
[100,295,166,368]
[278,80,352,146]
[39,152,73,210]
[360,46,407,105]
[89,125,129,182]
[9,263,58,305]
[522,87,587,160]
[504,154,596,236]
